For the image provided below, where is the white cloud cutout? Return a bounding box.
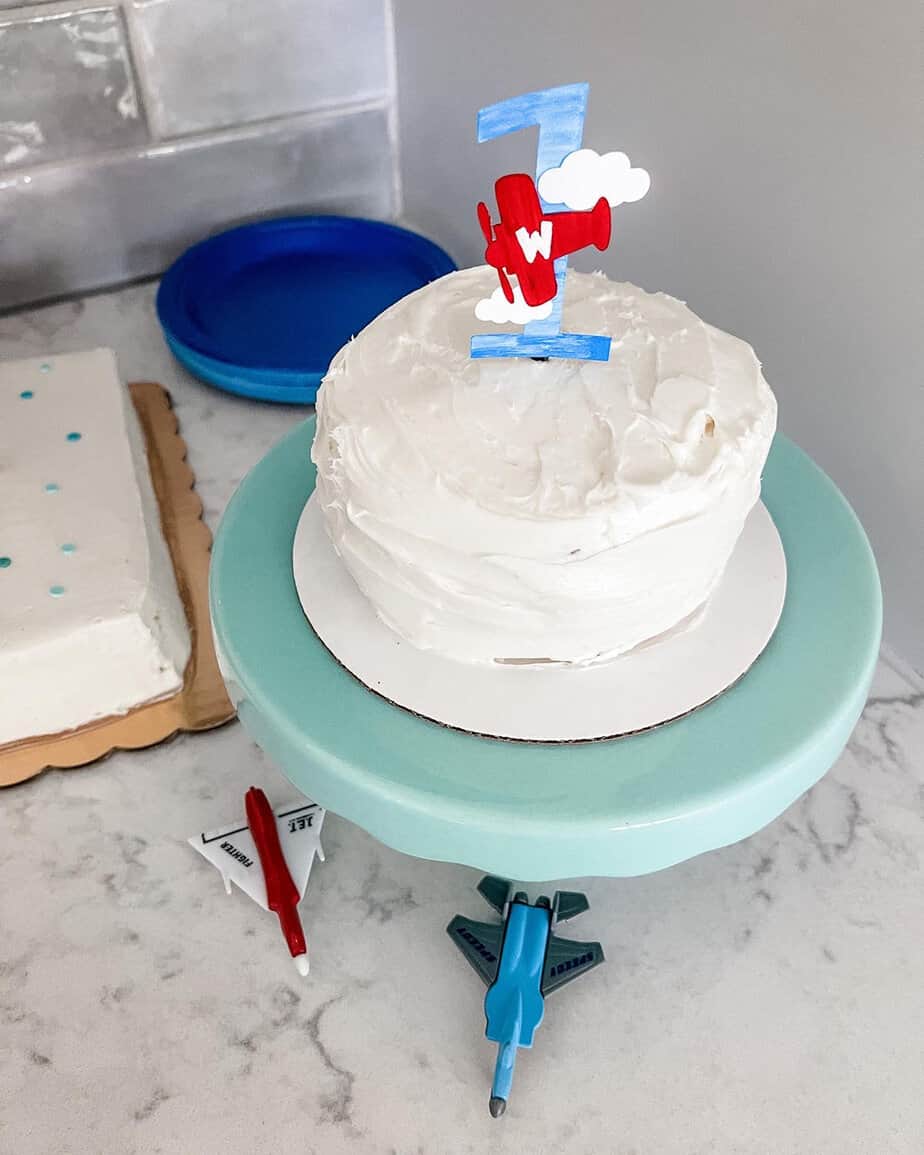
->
[537,149,651,211]
[475,284,554,325]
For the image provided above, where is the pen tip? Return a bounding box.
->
[489,1097,506,1118]
[293,953,310,977]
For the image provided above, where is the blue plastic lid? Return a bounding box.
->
[156,216,456,404]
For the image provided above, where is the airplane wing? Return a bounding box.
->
[447,915,504,987]
[189,801,325,910]
[541,934,604,996]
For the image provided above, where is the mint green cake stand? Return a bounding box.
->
[210,419,881,881]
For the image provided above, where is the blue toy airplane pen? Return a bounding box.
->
[448,876,604,1116]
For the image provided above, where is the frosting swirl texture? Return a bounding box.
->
[312,267,777,665]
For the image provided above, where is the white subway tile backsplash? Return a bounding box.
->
[0,5,146,168]
[126,0,390,139]
[0,0,397,306]
[0,103,394,309]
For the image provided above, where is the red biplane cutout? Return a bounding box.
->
[477,172,611,308]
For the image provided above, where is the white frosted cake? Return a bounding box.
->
[312,267,777,667]
[0,349,191,745]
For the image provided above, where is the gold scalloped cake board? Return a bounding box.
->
[0,383,235,787]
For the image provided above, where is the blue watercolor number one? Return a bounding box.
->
[470,83,612,363]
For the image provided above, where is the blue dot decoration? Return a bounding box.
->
[61,542,77,555]
[66,431,82,442]
[0,556,11,569]
[20,389,34,399]
[40,363,51,373]
[49,584,66,597]
[44,482,60,494]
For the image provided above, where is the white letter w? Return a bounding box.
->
[515,220,553,263]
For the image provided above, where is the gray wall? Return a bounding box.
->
[0,0,398,308]
[395,0,923,671]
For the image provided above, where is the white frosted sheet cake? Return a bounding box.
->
[312,267,777,667]
[0,349,191,745]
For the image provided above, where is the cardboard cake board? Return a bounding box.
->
[0,383,235,787]
[294,494,787,743]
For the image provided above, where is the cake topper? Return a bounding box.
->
[448,875,604,1117]
[190,789,326,976]
[471,83,649,362]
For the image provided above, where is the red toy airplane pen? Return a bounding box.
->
[190,791,326,977]
[477,172,611,307]
[245,786,311,975]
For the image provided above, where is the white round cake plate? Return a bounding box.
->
[293,495,786,742]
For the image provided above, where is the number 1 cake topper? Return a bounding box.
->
[470,83,650,362]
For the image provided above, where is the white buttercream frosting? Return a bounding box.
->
[311,267,777,666]
[0,348,191,744]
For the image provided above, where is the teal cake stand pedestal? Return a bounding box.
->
[210,420,881,881]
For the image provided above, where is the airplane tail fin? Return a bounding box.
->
[477,875,513,915]
[552,889,589,923]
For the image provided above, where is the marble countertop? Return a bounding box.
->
[1,283,922,1155]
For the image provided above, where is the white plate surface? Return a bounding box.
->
[293,497,786,742]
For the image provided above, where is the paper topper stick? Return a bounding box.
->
[470,83,649,363]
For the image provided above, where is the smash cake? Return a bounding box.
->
[0,349,191,746]
[311,266,777,667]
